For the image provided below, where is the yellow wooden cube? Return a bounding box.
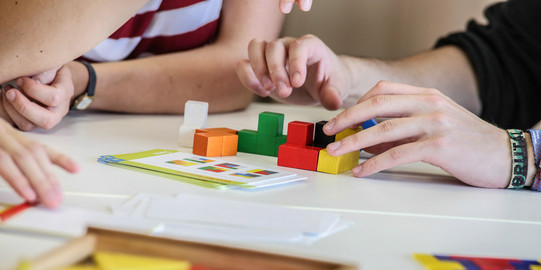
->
[317,149,360,174]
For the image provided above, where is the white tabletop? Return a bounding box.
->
[1,102,540,270]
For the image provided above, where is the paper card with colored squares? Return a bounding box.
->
[98,149,306,189]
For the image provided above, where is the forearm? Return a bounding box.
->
[0,0,147,83]
[74,45,254,114]
[343,46,481,114]
[70,0,284,114]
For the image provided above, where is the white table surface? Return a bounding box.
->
[1,102,540,270]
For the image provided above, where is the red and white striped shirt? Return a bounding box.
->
[83,0,222,62]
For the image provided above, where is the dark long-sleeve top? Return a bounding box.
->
[436,0,541,129]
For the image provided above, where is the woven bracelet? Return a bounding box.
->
[507,129,528,189]
[528,129,541,191]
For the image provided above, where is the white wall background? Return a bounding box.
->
[281,0,502,59]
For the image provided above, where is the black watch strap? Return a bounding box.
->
[71,60,97,110]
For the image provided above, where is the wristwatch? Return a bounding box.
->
[71,60,96,110]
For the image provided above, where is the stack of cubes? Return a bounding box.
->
[237,112,287,157]
[278,119,377,174]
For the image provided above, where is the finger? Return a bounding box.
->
[5,87,60,130]
[324,93,431,136]
[326,117,423,157]
[298,0,313,11]
[44,145,80,174]
[352,141,426,177]
[287,37,311,88]
[358,81,435,104]
[18,68,72,107]
[319,84,343,111]
[236,60,272,97]
[279,0,295,13]
[0,132,62,208]
[247,39,274,91]
[29,66,61,85]
[265,39,293,98]
[0,151,37,202]
[2,89,37,131]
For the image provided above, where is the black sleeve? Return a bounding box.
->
[435,0,541,129]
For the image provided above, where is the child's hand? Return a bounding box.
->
[279,0,312,13]
[2,66,74,131]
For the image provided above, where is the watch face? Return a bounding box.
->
[75,96,93,110]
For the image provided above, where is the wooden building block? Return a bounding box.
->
[193,129,238,157]
[313,121,335,148]
[277,144,322,171]
[361,119,378,130]
[221,133,238,156]
[335,127,362,141]
[257,112,284,136]
[286,121,314,146]
[183,100,208,127]
[193,133,223,157]
[317,149,360,174]
[178,124,199,148]
[178,101,208,148]
[195,128,237,135]
[237,129,257,154]
[256,135,280,157]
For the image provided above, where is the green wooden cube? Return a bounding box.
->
[257,112,284,136]
[237,129,257,154]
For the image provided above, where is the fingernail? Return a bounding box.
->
[282,3,293,13]
[6,89,16,101]
[44,191,61,207]
[324,119,335,132]
[16,78,23,87]
[352,165,362,176]
[327,141,341,151]
[292,72,301,86]
[300,1,310,10]
[277,81,288,94]
[262,76,273,89]
[22,186,37,201]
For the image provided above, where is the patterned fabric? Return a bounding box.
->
[528,129,541,191]
[82,0,222,62]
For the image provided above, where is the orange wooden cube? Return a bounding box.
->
[193,133,224,157]
[193,128,238,157]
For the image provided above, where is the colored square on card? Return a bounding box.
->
[198,166,228,173]
[247,169,278,175]
[167,160,197,166]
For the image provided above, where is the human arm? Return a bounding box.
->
[67,0,285,114]
[322,81,536,189]
[0,0,148,84]
[236,34,480,113]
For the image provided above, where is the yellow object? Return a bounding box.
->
[413,254,465,270]
[16,260,32,270]
[56,266,100,270]
[317,149,360,174]
[93,252,191,270]
[335,127,362,141]
[531,266,541,270]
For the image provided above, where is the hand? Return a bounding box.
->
[279,0,312,13]
[1,66,74,131]
[323,81,512,188]
[0,118,80,208]
[237,35,352,110]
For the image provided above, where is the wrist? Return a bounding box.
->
[66,61,90,104]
